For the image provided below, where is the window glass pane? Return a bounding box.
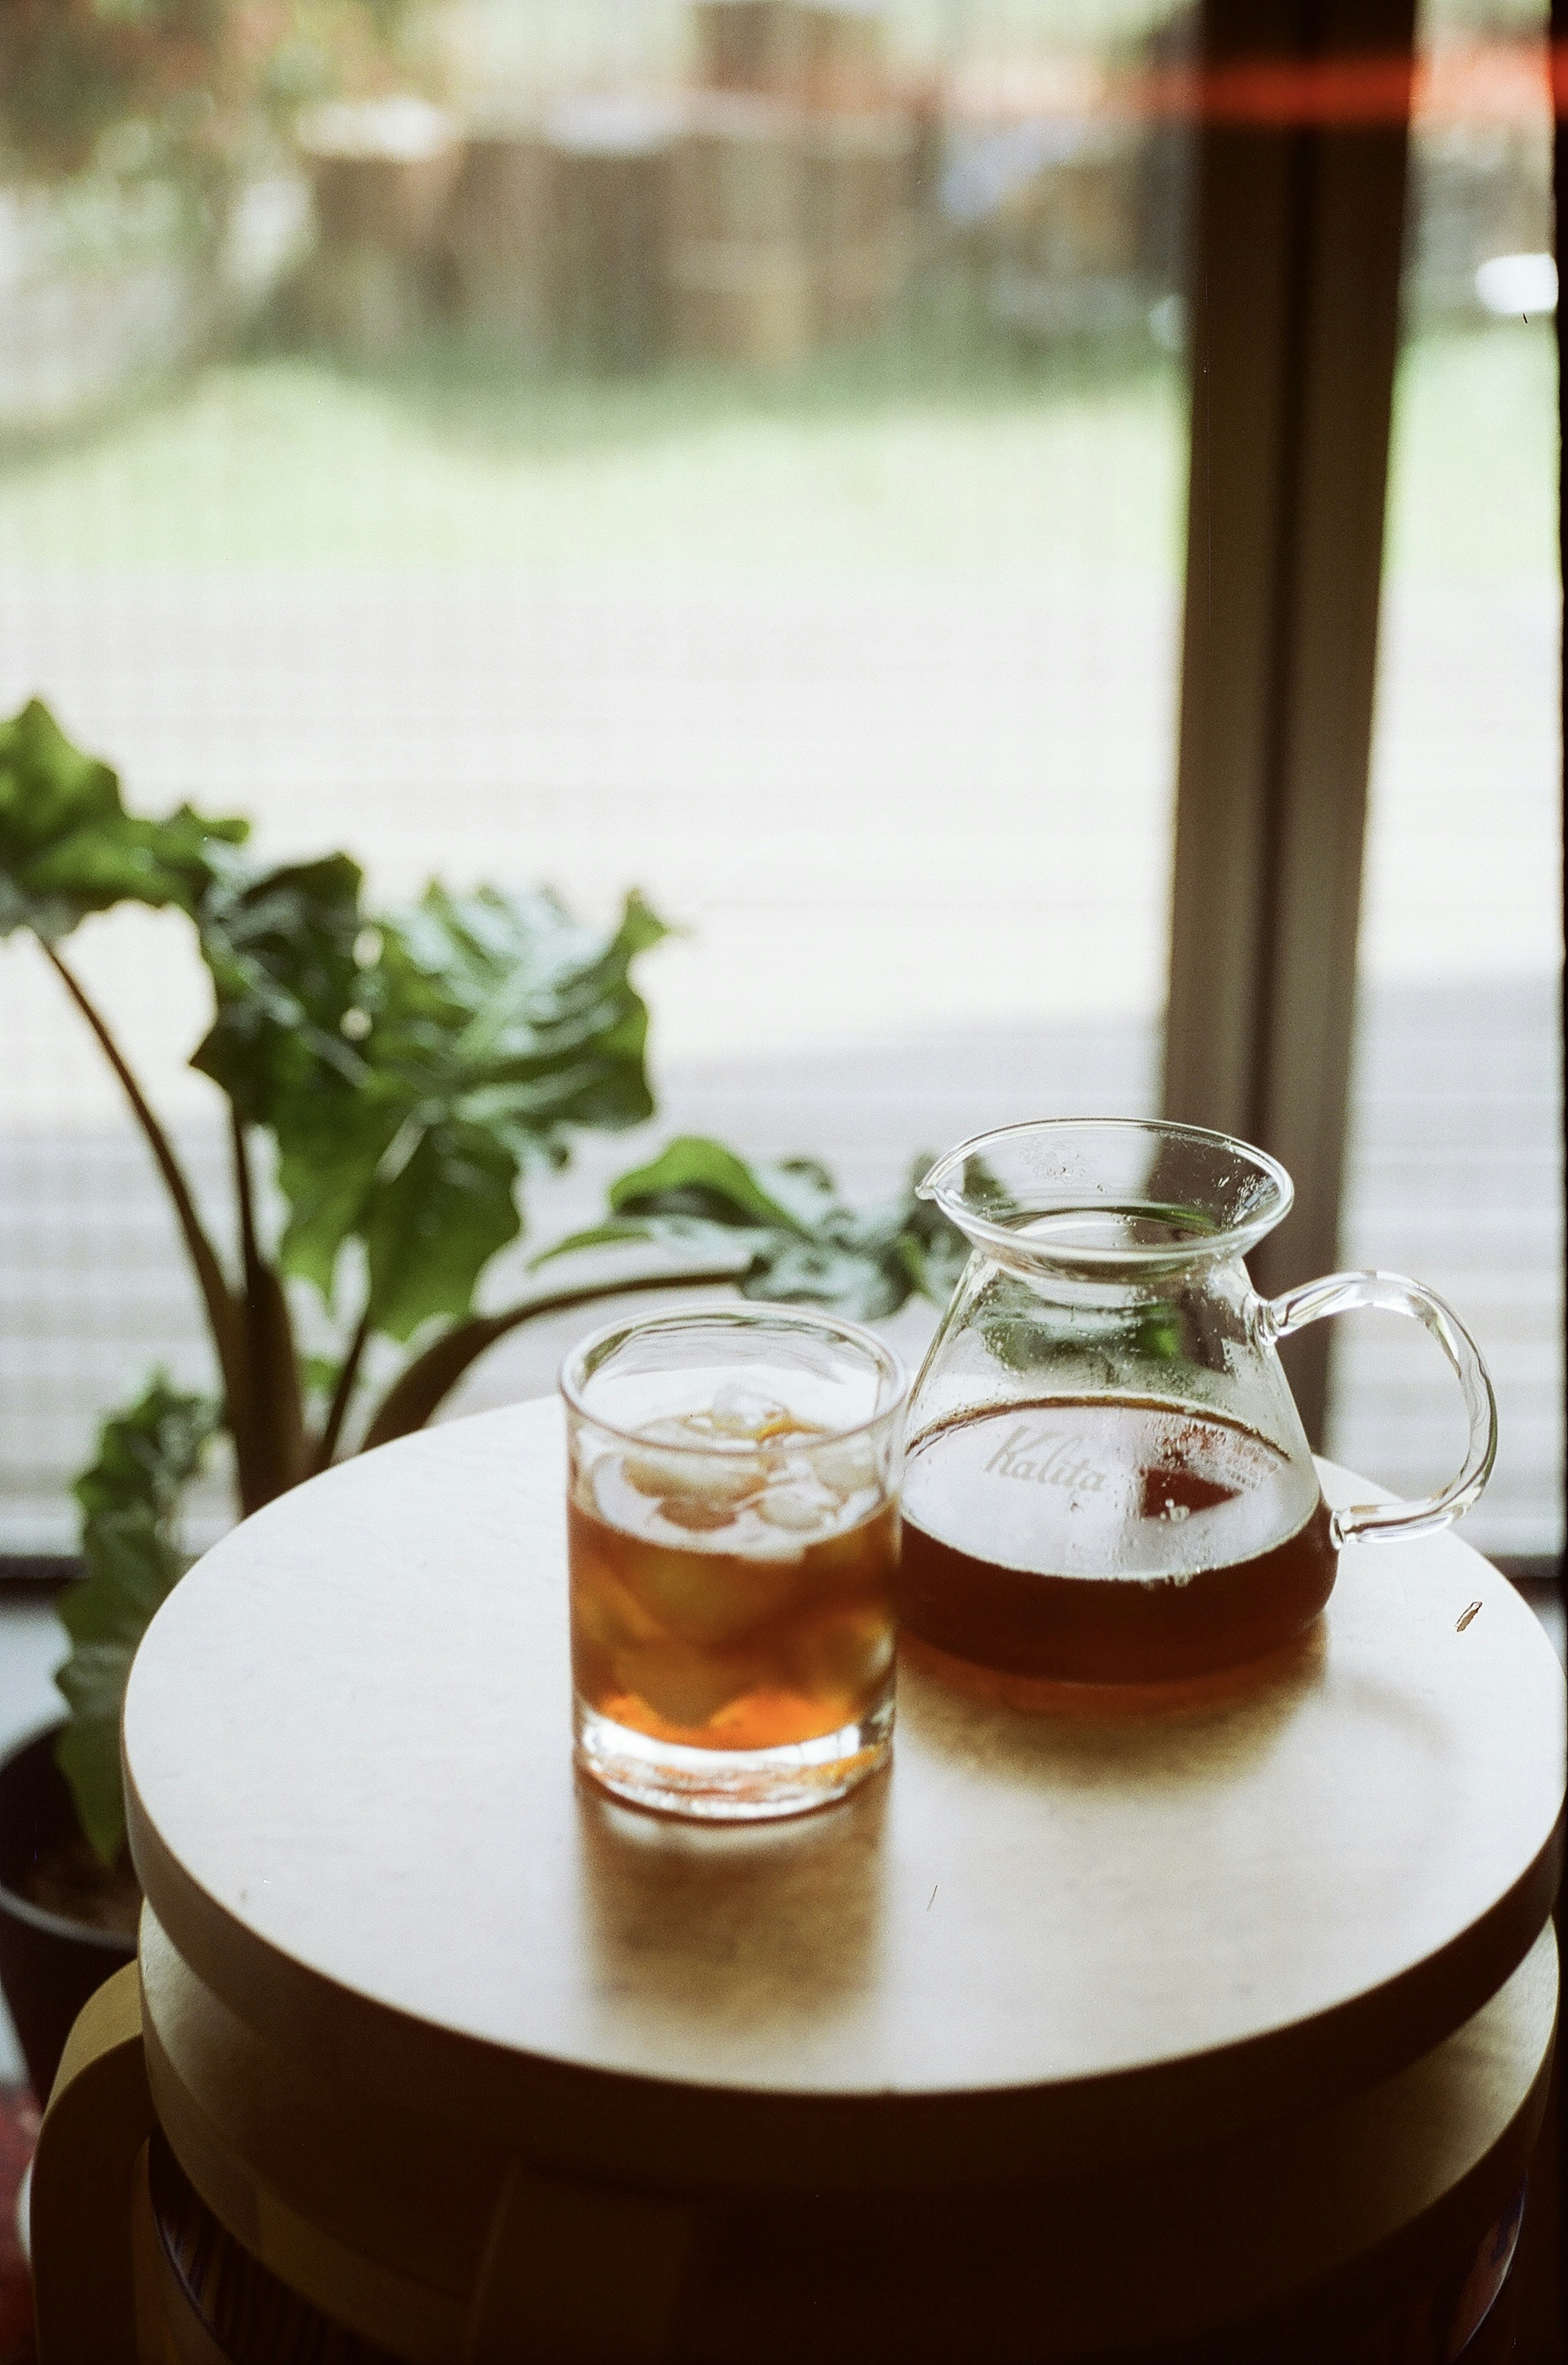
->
[0,2,1193,1548]
[1329,0,1561,1559]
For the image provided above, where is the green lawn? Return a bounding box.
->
[1384,318,1558,582]
[0,317,1553,579]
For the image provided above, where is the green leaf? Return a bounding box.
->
[531,1208,766,1276]
[254,883,666,1334]
[53,1714,131,1874]
[361,1146,964,1455]
[361,1121,522,1340]
[609,1136,817,1235]
[1135,1306,1184,1361]
[383,883,666,1141]
[191,853,366,1124]
[532,1217,667,1265]
[274,1095,398,1302]
[71,1371,218,1539]
[739,1235,909,1322]
[541,1140,972,1325]
[0,697,247,942]
[55,1376,218,1864]
[58,1512,184,1659]
[891,1157,974,1304]
[301,1354,342,1403]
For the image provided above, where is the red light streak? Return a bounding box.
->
[942,41,1555,132]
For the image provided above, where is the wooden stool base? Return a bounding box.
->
[149,2131,398,2365]
[139,2079,1544,2365]
[135,1913,1554,2364]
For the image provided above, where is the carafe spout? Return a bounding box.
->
[917,1119,1294,1277]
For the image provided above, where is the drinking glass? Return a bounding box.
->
[561,1306,907,1819]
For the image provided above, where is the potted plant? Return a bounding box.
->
[0,697,964,2093]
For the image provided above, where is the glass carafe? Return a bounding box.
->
[899,1119,1497,1686]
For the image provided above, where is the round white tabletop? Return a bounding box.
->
[124,1398,1564,2194]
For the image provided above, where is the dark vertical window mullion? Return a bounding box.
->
[1248,127,1321,1157]
[1163,0,1417,1445]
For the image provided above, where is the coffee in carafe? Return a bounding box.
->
[900,1398,1337,1684]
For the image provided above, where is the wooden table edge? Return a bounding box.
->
[123,1762,1565,2195]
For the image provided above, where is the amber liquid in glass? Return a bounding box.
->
[570,1419,897,1753]
[899,1397,1336,1683]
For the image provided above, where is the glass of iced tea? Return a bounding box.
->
[561,1306,907,1820]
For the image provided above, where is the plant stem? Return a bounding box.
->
[230,1102,262,1284]
[358,1260,749,1453]
[228,1108,307,1512]
[43,941,244,1402]
[314,1310,372,1472]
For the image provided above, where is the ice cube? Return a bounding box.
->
[621,1419,763,1506]
[783,1601,895,1701]
[757,1481,840,1533]
[570,1554,664,1652]
[657,1493,741,1533]
[590,1456,636,1525]
[809,1437,878,1499]
[709,1383,808,1442]
[621,1543,802,1643]
[618,1449,688,1501]
[640,1414,713,1445]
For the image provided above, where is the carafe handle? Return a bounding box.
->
[1260,1271,1498,1547]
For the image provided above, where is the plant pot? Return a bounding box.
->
[0,1724,136,2101]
